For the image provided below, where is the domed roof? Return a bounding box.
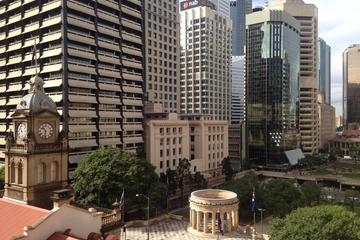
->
[15,75,57,114]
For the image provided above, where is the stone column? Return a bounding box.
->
[196,211,201,231]
[190,209,193,228]
[220,211,224,233]
[234,209,239,227]
[203,212,208,233]
[192,210,196,228]
[212,211,216,234]
[227,212,232,232]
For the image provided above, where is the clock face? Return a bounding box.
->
[38,123,54,139]
[17,123,27,140]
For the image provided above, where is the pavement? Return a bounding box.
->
[124,219,253,240]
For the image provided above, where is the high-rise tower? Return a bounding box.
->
[144,0,180,113]
[246,9,300,166]
[343,44,360,126]
[180,0,232,121]
[268,0,320,155]
[0,0,144,168]
[230,0,252,56]
[318,38,331,105]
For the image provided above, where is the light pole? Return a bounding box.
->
[136,193,150,240]
[257,208,266,235]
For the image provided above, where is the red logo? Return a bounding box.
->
[184,1,189,9]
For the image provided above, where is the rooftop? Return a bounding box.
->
[0,198,49,239]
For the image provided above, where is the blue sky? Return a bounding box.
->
[252,0,360,116]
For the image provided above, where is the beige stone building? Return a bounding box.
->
[268,0,320,155]
[145,104,228,177]
[180,0,232,121]
[343,44,360,126]
[0,0,144,166]
[4,75,68,209]
[144,0,180,112]
[318,93,336,149]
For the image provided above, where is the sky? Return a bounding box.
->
[253,0,360,116]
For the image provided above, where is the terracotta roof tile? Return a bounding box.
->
[0,198,49,239]
[47,232,83,240]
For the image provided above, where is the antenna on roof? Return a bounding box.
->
[31,40,38,75]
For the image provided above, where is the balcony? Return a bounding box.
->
[97,10,119,24]
[122,31,141,44]
[41,0,61,14]
[68,47,96,61]
[41,15,61,29]
[98,0,119,10]
[122,45,142,57]
[122,72,142,82]
[121,5,141,19]
[7,0,21,12]
[126,0,141,7]
[68,62,96,75]
[67,15,95,31]
[67,31,96,46]
[98,39,120,52]
[122,18,141,32]
[23,7,39,19]
[7,14,22,25]
[69,92,97,104]
[67,0,95,16]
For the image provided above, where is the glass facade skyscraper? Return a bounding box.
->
[343,44,360,126]
[318,38,331,105]
[246,10,300,166]
[230,0,252,56]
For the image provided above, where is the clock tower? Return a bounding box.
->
[4,74,68,209]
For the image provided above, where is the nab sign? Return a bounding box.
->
[181,0,216,11]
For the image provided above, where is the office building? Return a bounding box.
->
[230,0,252,56]
[318,38,331,104]
[231,56,245,123]
[145,104,228,182]
[246,9,300,166]
[318,93,336,148]
[144,0,180,113]
[343,44,360,126]
[180,0,232,121]
[268,0,320,155]
[0,0,144,166]
[209,0,230,17]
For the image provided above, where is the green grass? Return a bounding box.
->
[341,173,360,180]
[310,169,334,175]
[333,162,360,170]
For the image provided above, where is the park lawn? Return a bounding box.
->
[341,173,360,180]
[333,162,360,170]
[310,169,334,176]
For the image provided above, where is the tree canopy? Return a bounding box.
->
[0,165,4,189]
[221,157,235,181]
[269,205,360,240]
[72,147,164,209]
[220,172,263,215]
[300,181,322,206]
[263,179,304,217]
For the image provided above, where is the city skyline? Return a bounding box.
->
[254,0,360,116]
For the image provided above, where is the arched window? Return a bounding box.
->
[18,162,23,184]
[50,161,57,182]
[10,162,15,183]
[37,163,45,184]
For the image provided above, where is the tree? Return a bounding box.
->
[0,166,4,189]
[72,147,161,209]
[263,179,304,217]
[220,172,263,215]
[160,168,177,196]
[299,155,326,169]
[300,181,321,206]
[176,158,192,206]
[329,147,342,161]
[221,157,235,181]
[192,172,208,190]
[269,205,360,240]
[344,189,360,211]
